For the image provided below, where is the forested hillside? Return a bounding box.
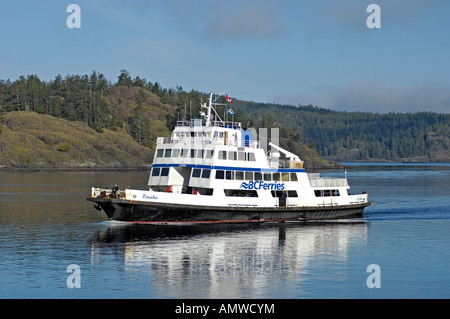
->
[1,70,449,168]
[232,101,449,162]
[0,70,337,168]
[0,111,153,168]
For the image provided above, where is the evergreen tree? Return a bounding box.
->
[117,69,132,87]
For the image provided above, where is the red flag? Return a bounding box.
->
[226,94,233,103]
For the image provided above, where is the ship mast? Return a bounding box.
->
[202,92,227,127]
[203,93,213,127]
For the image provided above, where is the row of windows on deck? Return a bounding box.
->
[151,167,298,182]
[213,170,298,182]
[314,189,340,197]
[223,190,298,198]
[155,149,256,161]
[173,130,232,138]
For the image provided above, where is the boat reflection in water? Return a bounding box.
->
[90,221,368,298]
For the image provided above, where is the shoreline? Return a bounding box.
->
[1,161,448,172]
[0,165,152,172]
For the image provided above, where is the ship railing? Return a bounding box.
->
[176,120,242,129]
[90,187,126,199]
[157,136,212,144]
[157,136,229,145]
[157,137,172,144]
[157,136,258,148]
[307,174,349,187]
[348,193,369,204]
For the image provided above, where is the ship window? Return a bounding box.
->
[254,172,262,181]
[201,169,211,179]
[215,170,224,179]
[164,149,172,158]
[224,189,258,197]
[238,152,245,161]
[156,149,164,158]
[197,150,204,158]
[190,149,196,158]
[271,190,284,197]
[273,173,281,181]
[219,132,224,138]
[247,152,256,161]
[180,149,188,157]
[192,168,202,178]
[282,172,289,181]
[161,168,169,176]
[229,151,237,160]
[235,171,244,180]
[151,168,160,176]
[287,190,298,197]
[314,189,340,197]
[206,150,214,159]
[264,173,272,181]
[271,190,298,198]
[218,150,227,160]
[226,171,234,180]
[172,149,180,157]
[204,188,214,195]
[290,173,298,181]
[245,172,253,180]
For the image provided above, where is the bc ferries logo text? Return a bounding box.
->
[240,181,285,191]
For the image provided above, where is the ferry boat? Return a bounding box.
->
[88,93,370,224]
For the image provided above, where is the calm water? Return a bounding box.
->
[0,164,449,299]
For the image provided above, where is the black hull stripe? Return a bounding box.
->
[88,197,369,224]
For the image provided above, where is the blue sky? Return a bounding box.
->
[1,0,449,113]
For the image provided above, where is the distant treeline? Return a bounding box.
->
[0,70,181,131]
[0,71,112,130]
[0,70,207,145]
[1,70,449,162]
[233,101,450,162]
